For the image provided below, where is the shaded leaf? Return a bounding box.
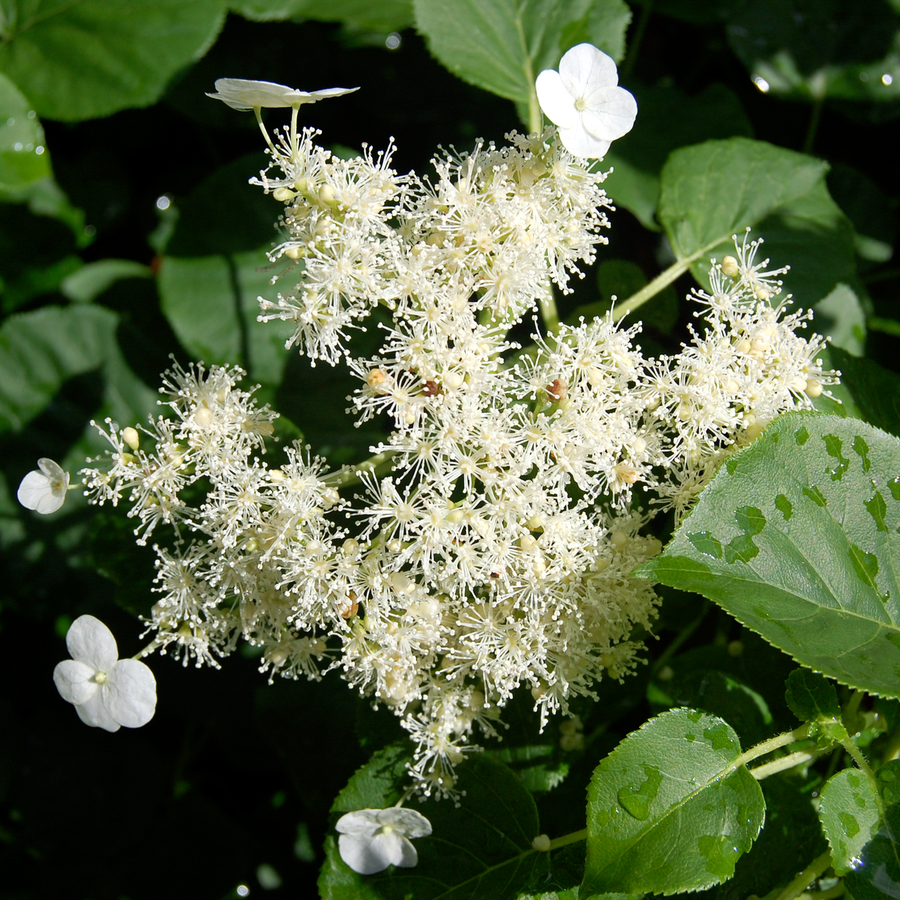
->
[641,412,900,699]
[785,669,841,723]
[158,250,294,385]
[727,0,900,104]
[814,283,866,357]
[319,745,545,900]
[233,0,414,31]
[828,347,900,438]
[583,708,765,895]
[0,304,156,433]
[844,800,900,900]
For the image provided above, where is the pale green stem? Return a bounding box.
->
[613,237,730,322]
[548,828,587,852]
[881,721,900,763]
[322,449,397,489]
[808,883,846,900]
[843,689,864,722]
[539,284,560,334]
[772,850,833,900]
[528,90,542,136]
[253,108,278,157]
[750,749,820,780]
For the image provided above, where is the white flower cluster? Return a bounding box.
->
[63,69,836,797]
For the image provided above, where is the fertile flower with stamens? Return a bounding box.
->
[536,43,637,158]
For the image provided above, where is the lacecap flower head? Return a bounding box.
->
[53,615,157,732]
[206,78,358,110]
[336,807,432,875]
[17,457,69,514]
[536,43,637,158]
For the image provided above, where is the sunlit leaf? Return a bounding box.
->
[0,71,49,189]
[583,708,765,895]
[641,412,900,699]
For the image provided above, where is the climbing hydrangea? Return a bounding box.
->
[62,64,837,796]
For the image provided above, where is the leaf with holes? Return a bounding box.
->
[641,412,900,699]
[583,708,765,895]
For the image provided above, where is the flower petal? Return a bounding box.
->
[338,833,394,875]
[53,659,98,705]
[75,692,121,732]
[557,123,612,159]
[535,70,578,128]
[336,809,381,835]
[17,464,67,514]
[207,78,358,110]
[104,659,157,728]
[558,43,618,97]
[66,615,118,672]
[581,86,638,142]
[381,807,433,839]
[371,830,417,869]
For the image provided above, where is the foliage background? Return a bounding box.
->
[0,1,898,898]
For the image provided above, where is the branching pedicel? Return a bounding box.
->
[37,53,836,803]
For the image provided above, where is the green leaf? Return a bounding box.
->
[234,0,414,31]
[844,800,900,900]
[603,83,753,231]
[640,412,900,699]
[60,259,152,303]
[158,251,294,386]
[582,708,765,895]
[878,760,900,807]
[657,138,855,308]
[726,0,900,104]
[814,283,866,357]
[0,71,49,189]
[828,164,897,266]
[828,347,900,438]
[695,776,826,900]
[413,0,630,106]
[0,304,156,433]
[164,153,276,258]
[319,745,546,900]
[0,0,226,122]
[818,768,881,876]
[784,669,841,723]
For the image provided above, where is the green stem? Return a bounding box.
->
[773,850,832,900]
[750,749,819,780]
[843,689,864,722]
[528,90,542,136]
[838,735,883,816]
[539,283,560,334]
[802,95,823,155]
[613,238,727,321]
[548,828,587,852]
[881,721,900,763]
[322,449,397,489]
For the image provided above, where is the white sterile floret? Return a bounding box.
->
[206,78,358,110]
[53,615,157,732]
[17,458,69,514]
[336,807,432,874]
[536,43,637,158]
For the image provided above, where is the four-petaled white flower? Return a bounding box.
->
[336,807,432,875]
[53,615,157,733]
[206,78,359,110]
[536,43,637,158]
[17,458,69,514]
